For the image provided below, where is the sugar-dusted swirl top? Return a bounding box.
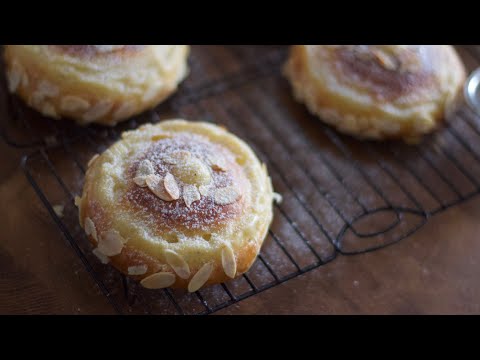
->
[305,45,464,103]
[124,133,250,231]
[332,45,434,101]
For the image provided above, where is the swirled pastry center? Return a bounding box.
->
[328,45,436,101]
[124,133,249,231]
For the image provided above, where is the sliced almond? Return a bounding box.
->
[113,101,136,121]
[92,248,110,264]
[98,230,125,257]
[146,174,175,201]
[84,217,98,242]
[53,205,64,218]
[151,134,172,142]
[221,245,237,279]
[207,155,227,172]
[82,100,113,122]
[214,186,240,205]
[142,84,162,102]
[133,159,155,187]
[211,163,227,171]
[128,265,148,275]
[41,102,58,118]
[164,250,190,279]
[133,176,148,187]
[74,196,82,207]
[38,80,60,97]
[198,185,211,197]
[273,192,283,205]
[87,154,100,167]
[60,96,90,112]
[164,173,180,200]
[140,272,176,289]
[146,174,163,195]
[183,184,201,208]
[162,150,191,165]
[188,263,214,293]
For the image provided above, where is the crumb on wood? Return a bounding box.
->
[53,204,64,218]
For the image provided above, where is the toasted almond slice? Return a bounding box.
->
[41,102,58,118]
[140,272,176,289]
[164,173,180,200]
[188,263,214,293]
[211,163,227,171]
[145,174,162,193]
[273,192,283,204]
[128,265,148,275]
[214,186,240,205]
[183,184,201,208]
[221,245,237,279]
[38,80,59,97]
[74,196,82,207]
[162,151,191,165]
[133,176,147,187]
[77,198,85,222]
[198,185,211,197]
[151,134,172,142]
[53,205,64,218]
[142,84,162,102]
[145,174,160,187]
[133,159,155,187]
[84,217,98,242]
[146,174,174,201]
[92,248,110,264]
[207,155,227,172]
[98,230,124,257]
[164,250,190,279]
[30,91,45,108]
[60,96,90,112]
[87,154,100,167]
[113,101,136,121]
[82,100,113,122]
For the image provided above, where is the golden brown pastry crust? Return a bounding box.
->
[77,120,274,291]
[284,45,466,142]
[4,45,189,126]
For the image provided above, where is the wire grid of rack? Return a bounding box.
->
[4,45,480,314]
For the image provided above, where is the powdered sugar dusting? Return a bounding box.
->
[123,133,248,231]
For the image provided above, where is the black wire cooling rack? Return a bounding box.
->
[6,45,480,314]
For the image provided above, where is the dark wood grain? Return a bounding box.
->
[217,196,480,314]
[3,140,480,314]
[0,141,114,314]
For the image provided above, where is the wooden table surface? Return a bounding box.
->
[2,137,480,315]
